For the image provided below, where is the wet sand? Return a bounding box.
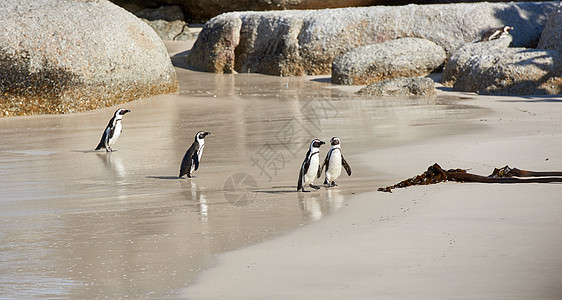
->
[184,90,562,299]
[0,42,480,298]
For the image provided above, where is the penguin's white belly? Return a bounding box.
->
[304,154,319,185]
[191,144,205,173]
[326,150,342,181]
[109,122,122,146]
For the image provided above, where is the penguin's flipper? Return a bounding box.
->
[95,139,104,151]
[179,150,193,178]
[108,123,116,142]
[95,127,109,151]
[342,154,352,176]
[180,142,198,178]
[192,152,199,171]
[297,161,306,191]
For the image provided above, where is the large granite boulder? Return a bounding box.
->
[444,45,562,95]
[186,2,558,76]
[441,36,513,86]
[332,38,445,85]
[0,0,178,117]
[356,77,436,96]
[111,0,392,23]
[111,0,554,23]
[537,7,562,53]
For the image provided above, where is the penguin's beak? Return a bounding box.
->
[320,141,325,145]
[205,132,211,136]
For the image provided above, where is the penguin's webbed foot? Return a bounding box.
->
[187,174,197,178]
[330,181,338,187]
[309,184,321,190]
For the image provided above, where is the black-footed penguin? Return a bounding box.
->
[179,131,211,178]
[480,26,513,42]
[95,108,130,152]
[317,137,352,187]
[297,139,325,192]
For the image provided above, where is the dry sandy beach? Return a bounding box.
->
[1,40,561,298]
[185,90,562,299]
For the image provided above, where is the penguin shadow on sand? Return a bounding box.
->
[72,149,99,154]
[146,175,182,180]
[255,185,296,194]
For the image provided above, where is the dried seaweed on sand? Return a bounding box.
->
[378,163,562,193]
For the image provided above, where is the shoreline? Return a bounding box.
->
[2,40,559,298]
[183,88,562,298]
[1,41,482,298]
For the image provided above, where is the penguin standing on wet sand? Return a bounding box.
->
[297,139,325,192]
[317,137,352,187]
[95,108,130,152]
[179,131,211,178]
[480,26,513,42]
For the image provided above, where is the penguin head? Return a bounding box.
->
[195,131,211,141]
[310,139,325,149]
[115,108,130,118]
[502,26,513,33]
[330,137,340,146]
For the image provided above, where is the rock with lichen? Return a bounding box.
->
[0,0,178,117]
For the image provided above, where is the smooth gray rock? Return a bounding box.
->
[332,38,446,85]
[538,7,562,53]
[445,46,562,95]
[186,2,558,76]
[357,77,436,96]
[0,0,178,117]
[442,36,513,86]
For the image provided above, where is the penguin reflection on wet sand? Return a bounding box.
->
[95,108,130,152]
[480,25,513,42]
[297,139,325,192]
[179,131,211,179]
[318,137,352,187]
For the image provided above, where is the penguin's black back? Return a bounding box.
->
[95,117,115,150]
[297,148,313,190]
[179,141,200,178]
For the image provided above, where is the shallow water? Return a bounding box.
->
[0,59,481,297]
